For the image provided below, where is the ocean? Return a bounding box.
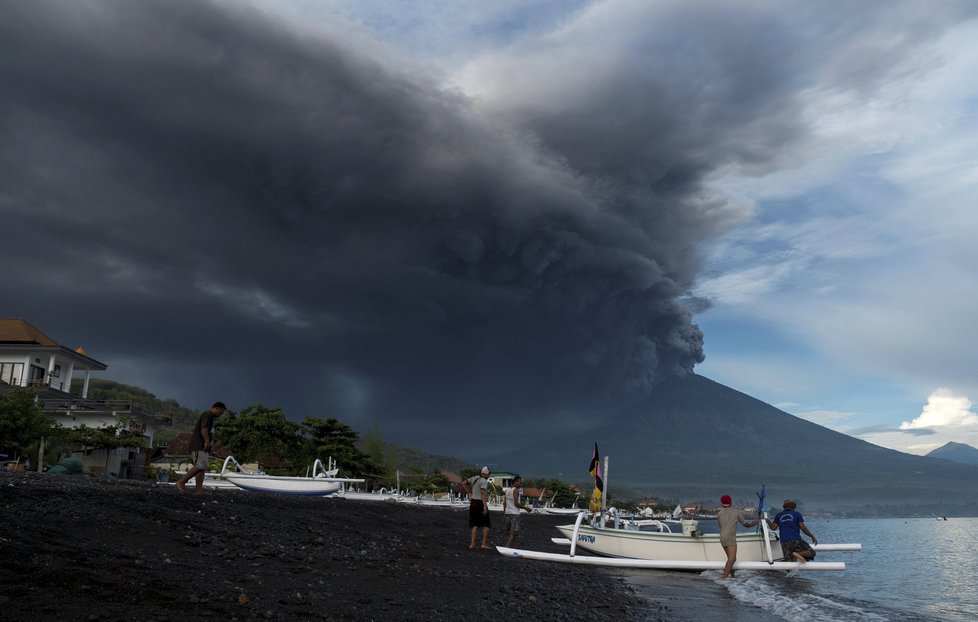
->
[620,517,978,621]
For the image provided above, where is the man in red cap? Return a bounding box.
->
[716,494,758,578]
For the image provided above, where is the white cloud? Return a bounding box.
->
[900,388,978,430]
[849,389,978,455]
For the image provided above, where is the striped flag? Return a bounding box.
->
[588,442,604,512]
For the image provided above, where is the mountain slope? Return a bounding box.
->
[489,374,978,513]
[926,441,978,466]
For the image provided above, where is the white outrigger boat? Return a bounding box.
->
[226,458,363,496]
[498,455,862,572]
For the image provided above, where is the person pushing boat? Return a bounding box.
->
[716,494,758,578]
[767,499,818,563]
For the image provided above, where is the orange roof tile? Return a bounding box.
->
[0,318,58,345]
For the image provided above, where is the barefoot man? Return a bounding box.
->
[464,466,493,550]
[768,499,817,563]
[175,401,226,493]
[717,494,757,579]
[503,475,532,548]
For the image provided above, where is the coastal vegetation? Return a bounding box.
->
[0,388,146,470]
[0,388,53,464]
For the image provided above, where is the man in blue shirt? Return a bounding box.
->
[768,499,818,563]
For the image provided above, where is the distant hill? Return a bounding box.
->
[926,441,978,466]
[378,442,473,475]
[488,373,978,515]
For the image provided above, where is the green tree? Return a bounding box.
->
[300,417,379,478]
[217,404,302,471]
[0,389,55,463]
[363,424,395,481]
[420,470,451,494]
[525,477,581,508]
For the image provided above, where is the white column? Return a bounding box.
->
[47,355,56,386]
[66,362,75,394]
[82,371,92,398]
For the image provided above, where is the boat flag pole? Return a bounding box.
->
[757,483,774,564]
[601,456,609,516]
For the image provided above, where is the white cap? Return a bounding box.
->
[481,466,490,475]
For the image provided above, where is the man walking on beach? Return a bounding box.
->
[717,494,758,579]
[768,499,817,563]
[465,466,493,550]
[503,475,532,548]
[175,401,226,494]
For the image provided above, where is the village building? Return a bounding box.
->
[0,318,167,476]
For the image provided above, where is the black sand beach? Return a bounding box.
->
[0,471,663,621]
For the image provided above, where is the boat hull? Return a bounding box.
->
[556,524,778,562]
[226,476,342,496]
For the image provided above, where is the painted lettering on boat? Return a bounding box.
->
[577,534,596,544]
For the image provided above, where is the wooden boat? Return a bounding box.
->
[498,454,861,572]
[555,510,860,563]
[225,474,342,496]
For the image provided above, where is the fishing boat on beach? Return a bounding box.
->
[551,510,860,565]
[226,458,363,496]
[498,448,862,572]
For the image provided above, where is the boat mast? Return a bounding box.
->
[601,456,609,512]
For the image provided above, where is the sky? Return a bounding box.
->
[2,0,978,458]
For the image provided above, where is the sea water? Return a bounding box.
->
[621,517,978,621]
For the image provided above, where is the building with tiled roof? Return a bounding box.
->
[0,318,106,396]
[1,318,165,477]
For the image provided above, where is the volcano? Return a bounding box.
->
[489,374,978,514]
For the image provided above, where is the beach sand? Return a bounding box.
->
[0,471,667,621]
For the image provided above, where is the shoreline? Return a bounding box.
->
[0,471,666,620]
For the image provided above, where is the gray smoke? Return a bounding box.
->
[2,0,964,451]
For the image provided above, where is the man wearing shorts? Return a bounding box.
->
[717,494,757,578]
[175,401,226,493]
[769,499,818,563]
[503,475,532,548]
[466,466,492,549]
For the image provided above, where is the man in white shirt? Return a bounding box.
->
[503,475,532,547]
[465,466,493,549]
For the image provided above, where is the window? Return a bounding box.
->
[52,364,61,378]
[0,363,25,386]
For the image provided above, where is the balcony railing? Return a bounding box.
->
[1,378,173,425]
[1,377,82,395]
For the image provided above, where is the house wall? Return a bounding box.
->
[0,349,77,392]
[50,412,154,478]
[0,346,102,397]
[67,446,146,478]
